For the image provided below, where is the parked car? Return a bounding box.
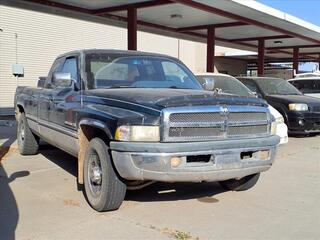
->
[196,73,288,144]
[237,77,320,134]
[15,50,280,212]
[288,77,320,99]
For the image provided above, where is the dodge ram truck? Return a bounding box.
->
[15,49,279,211]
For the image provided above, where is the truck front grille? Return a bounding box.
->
[162,106,271,142]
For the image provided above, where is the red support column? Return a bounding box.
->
[127,7,137,50]
[258,39,265,76]
[206,25,215,73]
[293,47,299,75]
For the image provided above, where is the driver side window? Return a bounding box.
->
[61,57,78,82]
[45,57,64,88]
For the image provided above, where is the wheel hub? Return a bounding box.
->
[20,125,25,141]
[90,166,102,184]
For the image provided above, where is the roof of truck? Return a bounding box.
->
[56,49,177,60]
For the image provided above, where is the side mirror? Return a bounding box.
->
[52,72,75,88]
[202,77,215,91]
[52,72,72,87]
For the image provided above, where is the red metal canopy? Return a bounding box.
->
[22,0,320,75]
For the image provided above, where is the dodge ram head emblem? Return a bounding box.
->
[220,106,229,115]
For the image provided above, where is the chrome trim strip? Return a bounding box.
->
[38,119,78,139]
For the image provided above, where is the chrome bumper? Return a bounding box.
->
[110,135,280,182]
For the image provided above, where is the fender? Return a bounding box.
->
[77,118,113,184]
[78,118,113,139]
[275,105,289,125]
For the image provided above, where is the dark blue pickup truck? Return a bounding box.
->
[15,49,279,211]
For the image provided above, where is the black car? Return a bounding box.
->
[237,77,320,134]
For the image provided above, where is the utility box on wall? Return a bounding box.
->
[12,64,24,77]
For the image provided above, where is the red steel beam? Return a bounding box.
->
[230,35,293,42]
[127,7,137,50]
[93,0,173,15]
[293,47,299,75]
[103,13,316,60]
[177,22,248,32]
[268,44,320,50]
[206,25,215,73]
[258,39,265,76]
[171,0,320,44]
[23,0,318,60]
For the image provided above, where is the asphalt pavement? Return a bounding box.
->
[0,125,319,240]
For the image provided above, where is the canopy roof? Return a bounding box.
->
[24,0,320,61]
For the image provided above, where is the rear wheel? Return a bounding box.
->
[219,173,260,191]
[83,138,126,211]
[17,112,39,155]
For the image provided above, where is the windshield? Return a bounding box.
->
[255,78,302,95]
[290,79,320,94]
[197,75,255,97]
[85,53,202,90]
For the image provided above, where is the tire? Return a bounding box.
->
[83,138,126,211]
[17,112,39,155]
[219,173,260,191]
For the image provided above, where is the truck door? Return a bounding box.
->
[38,57,65,124]
[48,56,79,131]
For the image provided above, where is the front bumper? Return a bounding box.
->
[287,111,320,133]
[110,135,280,182]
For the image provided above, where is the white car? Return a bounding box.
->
[196,73,288,145]
[288,77,320,99]
[268,105,288,144]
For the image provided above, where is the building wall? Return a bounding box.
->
[0,4,183,113]
[0,3,246,113]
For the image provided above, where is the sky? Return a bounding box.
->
[258,0,320,26]
[258,0,319,72]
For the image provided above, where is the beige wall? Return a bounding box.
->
[0,3,247,113]
[0,4,181,111]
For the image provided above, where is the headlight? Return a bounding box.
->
[115,125,160,142]
[275,116,284,124]
[288,103,308,111]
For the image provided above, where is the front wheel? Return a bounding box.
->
[219,173,260,191]
[17,112,39,155]
[83,138,126,211]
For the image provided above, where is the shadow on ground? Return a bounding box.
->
[39,145,226,204]
[0,166,29,240]
[125,182,225,202]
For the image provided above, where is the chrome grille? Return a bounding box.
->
[228,125,268,136]
[312,106,320,112]
[162,106,271,142]
[169,127,221,138]
[169,112,221,123]
[229,112,267,122]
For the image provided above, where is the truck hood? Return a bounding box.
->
[85,88,267,111]
[265,94,320,105]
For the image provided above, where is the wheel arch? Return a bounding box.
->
[77,119,113,184]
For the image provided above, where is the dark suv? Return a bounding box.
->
[237,77,320,134]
